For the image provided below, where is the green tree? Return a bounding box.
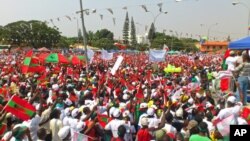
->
[130,17,137,49]
[123,12,129,45]
[95,29,114,40]
[151,33,166,49]
[57,36,70,48]
[148,23,156,45]
[0,20,60,48]
[92,38,115,50]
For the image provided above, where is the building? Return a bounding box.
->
[136,34,149,44]
[200,41,228,53]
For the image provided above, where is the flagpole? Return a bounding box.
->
[79,0,89,74]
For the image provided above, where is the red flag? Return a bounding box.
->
[4,95,36,121]
[220,77,229,91]
[25,50,33,57]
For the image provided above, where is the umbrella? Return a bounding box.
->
[38,47,50,52]
[69,55,86,65]
[40,53,69,64]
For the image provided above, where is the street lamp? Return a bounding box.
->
[148,11,168,25]
[207,23,218,40]
[232,1,250,36]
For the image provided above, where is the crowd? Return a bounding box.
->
[0,49,249,141]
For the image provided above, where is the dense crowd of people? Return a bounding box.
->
[0,49,249,141]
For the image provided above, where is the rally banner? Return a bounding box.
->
[149,49,166,62]
[101,49,113,60]
[111,56,123,75]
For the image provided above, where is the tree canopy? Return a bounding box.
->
[0,20,60,48]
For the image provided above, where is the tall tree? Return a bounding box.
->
[122,12,129,45]
[148,23,156,45]
[130,17,137,49]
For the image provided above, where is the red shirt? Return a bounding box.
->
[137,128,152,141]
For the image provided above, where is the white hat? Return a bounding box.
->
[79,78,84,82]
[72,108,80,118]
[123,89,128,94]
[176,107,183,118]
[196,93,201,98]
[58,126,70,140]
[109,107,116,116]
[84,90,90,95]
[140,103,148,109]
[112,108,121,118]
[206,102,213,109]
[64,108,71,116]
[147,108,155,116]
[119,102,126,109]
[52,84,59,91]
[65,98,72,106]
[151,89,156,93]
[76,121,86,132]
[123,94,129,101]
[141,117,149,126]
[35,104,40,111]
[122,110,130,118]
[80,114,87,121]
[229,51,235,55]
[132,82,136,86]
[188,98,194,104]
[227,96,236,104]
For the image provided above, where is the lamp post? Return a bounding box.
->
[232,1,250,36]
[207,23,218,40]
[148,11,168,27]
[79,0,89,73]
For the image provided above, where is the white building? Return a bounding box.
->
[137,33,149,44]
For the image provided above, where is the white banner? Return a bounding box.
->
[111,56,123,75]
[149,49,166,62]
[101,49,113,60]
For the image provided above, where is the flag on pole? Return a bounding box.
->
[73,132,88,141]
[4,95,36,121]
[149,49,166,62]
[101,49,113,60]
[21,56,45,74]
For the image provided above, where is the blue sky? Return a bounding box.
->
[0,0,250,40]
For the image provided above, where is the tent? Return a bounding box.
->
[38,47,50,52]
[167,50,178,54]
[229,36,250,50]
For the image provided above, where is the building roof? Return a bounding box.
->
[202,41,228,46]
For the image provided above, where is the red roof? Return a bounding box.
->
[202,41,228,46]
